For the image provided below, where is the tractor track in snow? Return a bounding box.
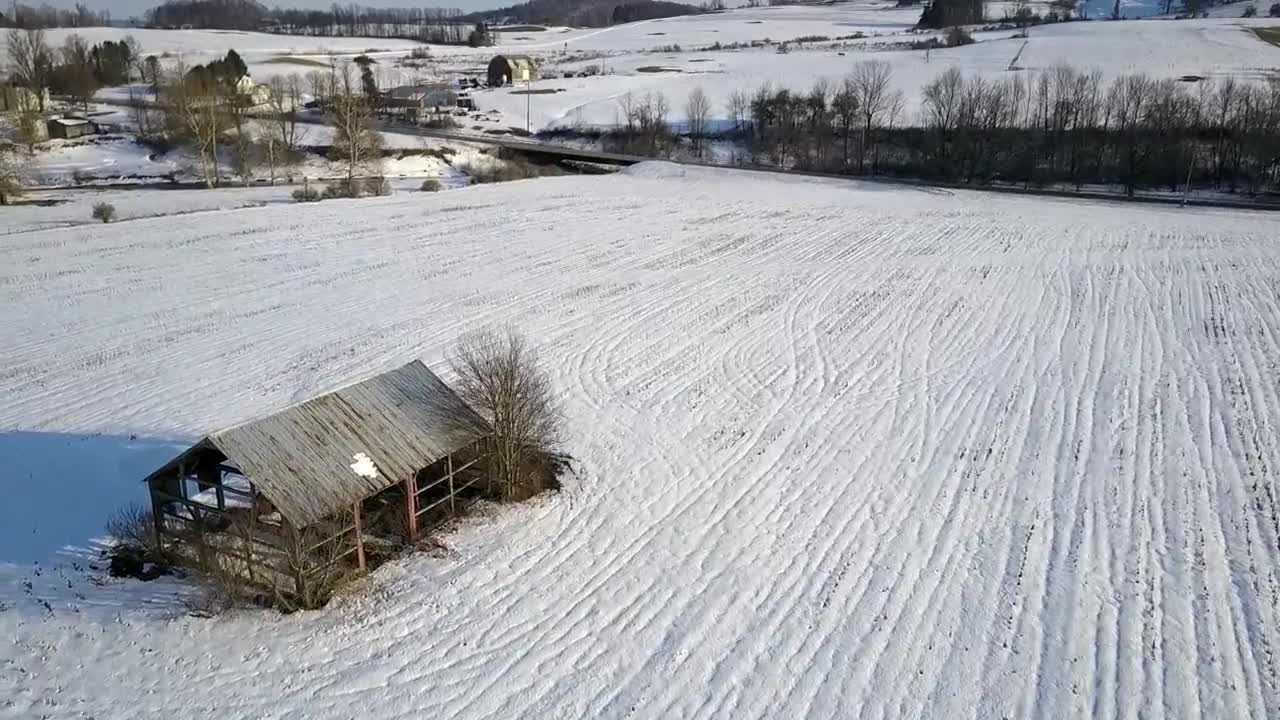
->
[2,166,1280,719]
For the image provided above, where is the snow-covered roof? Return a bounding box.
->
[52,118,90,127]
[388,83,455,99]
[145,360,490,526]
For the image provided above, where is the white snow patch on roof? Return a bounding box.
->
[349,452,380,480]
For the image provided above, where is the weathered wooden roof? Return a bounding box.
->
[492,54,537,67]
[146,361,490,527]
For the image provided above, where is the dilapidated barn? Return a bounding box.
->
[487,54,538,87]
[144,360,491,601]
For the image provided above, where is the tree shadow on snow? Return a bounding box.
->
[0,431,193,618]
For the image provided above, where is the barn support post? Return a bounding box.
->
[353,502,366,572]
[287,519,306,599]
[149,478,165,550]
[447,453,456,515]
[198,457,225,511]
[404,473,418,542]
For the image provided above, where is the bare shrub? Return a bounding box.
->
[0,145,30,205]
[465,156,557,184]
[423,115,459,129]
[92,201,116,223]
[292,185,321,202]
[104,502,172,582]
[177,508,360,614]
[946,26,975,47]
[105,502,154,550]
[450,328,564,500]
[322,181,353,198]
[271,512,360,612]
[420,178,442,191]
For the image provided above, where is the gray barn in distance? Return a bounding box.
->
[487,54,539,86]
[144,360,491,597]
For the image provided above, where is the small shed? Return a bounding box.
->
[487,54,539,87]
[47,117,94,140]
[144,360,491,597]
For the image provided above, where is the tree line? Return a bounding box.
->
[591,63,1280,199]
[473,0,698,28]
[143,0,474,43]
[1,2,111,29]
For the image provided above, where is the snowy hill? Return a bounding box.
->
[3,165,1279,718]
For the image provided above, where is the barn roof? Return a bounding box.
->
[387,83,456,99]
[145,361,490,527]
[493,54,537,65]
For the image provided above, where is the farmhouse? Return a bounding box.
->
[143,360,491,598]
[487,54,539,87]
[233,74,272,107]
[384,83,459,121]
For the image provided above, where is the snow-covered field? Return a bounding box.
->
[475,13,1280,130]
[3,164,1279,718]
[9,2,1277,135]
[17,127,489,186]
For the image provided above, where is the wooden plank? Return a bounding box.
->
[152,489,236,519]
[304,525,355,555]
[415,493,454,518]
[413,457,483,498]
[353,502,365,572]
[156,506,297,554]
[447,453,456,515]
[405,474,418,542]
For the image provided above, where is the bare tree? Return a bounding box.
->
[849,60,898,173]
[832,77,860,167]
[162,58,226,187]
[0,145,31,205]
[727,88,749,134]
[6,28,52,112]
[229,114,257,186]
[684,86,712,157]
[329,61,384,191]
[123,35,144,81]
[15,99,44,152]
[450,328,564,501]
[127,82,161,140]
[618,91,637,134]
[59,33,98,110]
[266,73,304,151]
[307,69,330,105]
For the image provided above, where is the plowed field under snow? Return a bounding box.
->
[2,164,1279,719]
